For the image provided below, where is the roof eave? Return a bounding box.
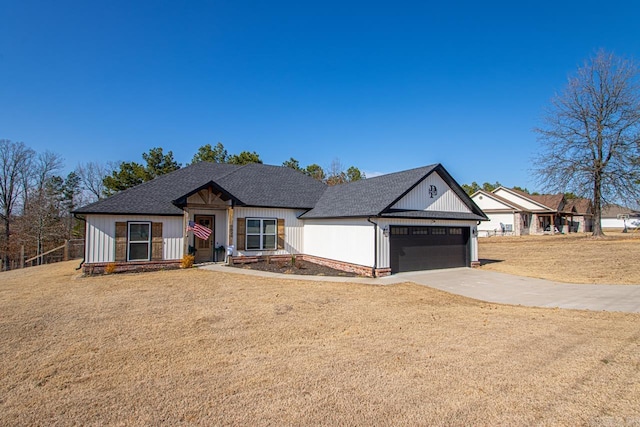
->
[71,210,184,216]
[381,214,488,221]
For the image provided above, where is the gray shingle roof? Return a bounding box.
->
[74,161,487,221]
[74,162,327,215]
[214,163,327,209]
[300,164,487,220]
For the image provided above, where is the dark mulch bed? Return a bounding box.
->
[230,260,359,277]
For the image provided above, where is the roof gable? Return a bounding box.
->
[565,198,592,215]
[471,190,527,211]
[493,187,555,211]
[391,171,472,213]
[301,164,487,221]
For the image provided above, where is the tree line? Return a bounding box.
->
[0,141,83,270]
[0,140,365,269]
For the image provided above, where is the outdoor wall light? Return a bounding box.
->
[382,226,389,237]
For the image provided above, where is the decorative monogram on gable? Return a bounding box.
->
[429,185,438,198]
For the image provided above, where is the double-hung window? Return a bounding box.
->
[246,218,277,250]
[128,222,151,261]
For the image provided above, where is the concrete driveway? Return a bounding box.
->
[377,268,640,313]
[202,264,640,313]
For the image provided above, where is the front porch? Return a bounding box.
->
[533,212,576,234]
[179,184,235,264]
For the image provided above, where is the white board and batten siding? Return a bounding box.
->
[85,215,184,263]
[391,172,472,213]
[303,218,375,267]
[233,208,305,256]
[375,218,479,269]
[189,208,229,248]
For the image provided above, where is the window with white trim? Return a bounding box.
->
[128,222,151,261]
[246,218,277,250]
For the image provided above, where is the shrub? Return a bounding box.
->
[181,254,195,269]
[104,263,117,274]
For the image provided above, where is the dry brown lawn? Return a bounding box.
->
[479,231,640,285]
[1,261,640,426]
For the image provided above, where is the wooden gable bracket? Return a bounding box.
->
[196,187,225,206]
[209,190,223,205]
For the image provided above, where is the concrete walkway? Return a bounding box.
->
[200,264,640,313]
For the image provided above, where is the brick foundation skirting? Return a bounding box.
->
[300,254,375,277]
[83,260,182,275]
[230,254,380,277]
[228,255,293,265]
[374,267,392,277]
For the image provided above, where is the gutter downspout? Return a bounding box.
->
[367,217,378,278]
[73,214,86,270]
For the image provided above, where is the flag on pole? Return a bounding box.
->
[187,220,212,240]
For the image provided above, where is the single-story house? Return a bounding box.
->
[74,162,488,276]
[471,187,592,236]
[601,204,640,230]
[564,198,594,233]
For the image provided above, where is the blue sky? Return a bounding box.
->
[2,1,640,190]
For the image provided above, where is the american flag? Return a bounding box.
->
[187,220,212,240]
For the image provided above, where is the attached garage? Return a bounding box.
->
[389,226,470,273]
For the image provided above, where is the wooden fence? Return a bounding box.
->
[12,239,85,270]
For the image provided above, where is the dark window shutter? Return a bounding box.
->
[115,222,127,262]
[151,222,163,260]
[236,218,246,250]
[277,219,285,249]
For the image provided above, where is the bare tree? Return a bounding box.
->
[325,158,347,186]
[76,161,112,201]
[325,158,366,186]
[24,153,64,263]
[34,151,64,192]
[0,140,35,269]
[534,50,640,236]
[19,154,34,212]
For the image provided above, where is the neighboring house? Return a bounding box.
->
[74,162,488,276]
[471,187,592,236]
[601,204,640,230]
[564,198,593,233]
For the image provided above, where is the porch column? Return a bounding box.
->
[227,207,234,252]
[183,209,189,257]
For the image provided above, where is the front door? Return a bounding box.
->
[193,215,214,263]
